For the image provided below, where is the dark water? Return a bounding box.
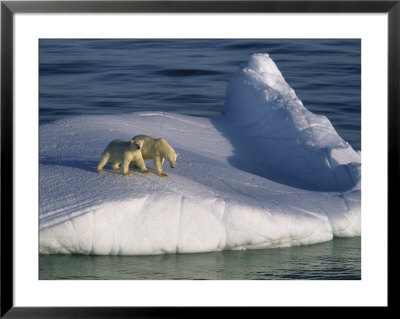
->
[40,237,360,280]
[39,39,361,150]
[39,39,361,280]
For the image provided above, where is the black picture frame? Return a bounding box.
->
[1,0,396,317]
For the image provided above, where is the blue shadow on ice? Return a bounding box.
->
[39,159,99,174]
[210,116,360,192]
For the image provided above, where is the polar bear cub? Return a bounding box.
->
[97,137,149,176]
[131,135,179,177]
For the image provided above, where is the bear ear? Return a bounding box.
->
[176,152,179,157]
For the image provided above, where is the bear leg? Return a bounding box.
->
[136,157,149,174]
[97,152,110,173]
[122,161,133,176]
[154,155,168,177]
[111,162,121,172]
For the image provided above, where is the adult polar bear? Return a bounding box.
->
[97,137,149,176]
[131,135,179,177]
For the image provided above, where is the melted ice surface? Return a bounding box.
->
[39,54,361,255]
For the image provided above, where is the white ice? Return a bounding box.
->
[39,53,361,255]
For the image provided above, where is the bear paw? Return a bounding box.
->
[142,169,150,174]
[160,172,168,177]
[123,171,133,176]
[97,169,104,173]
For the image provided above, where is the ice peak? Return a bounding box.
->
[222,53,361,191]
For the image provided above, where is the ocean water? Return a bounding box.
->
[39,39,361,280]
[40,237,360,280]
[40,39,361,150]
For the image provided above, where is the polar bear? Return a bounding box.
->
[97,137,149,176]
[131,135,179,177]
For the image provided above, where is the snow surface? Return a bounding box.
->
[39,53,361,255]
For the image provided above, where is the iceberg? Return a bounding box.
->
[39,53,361,255]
